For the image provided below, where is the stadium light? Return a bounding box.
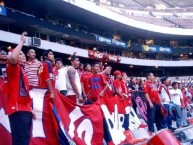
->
[0,46,11,50]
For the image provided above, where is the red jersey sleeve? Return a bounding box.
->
[43,62,51,82]
[38,61,53,88]
[113,80,120,89]
[100,74,107,85]
[80,74,84,83]
[143,82,148,93]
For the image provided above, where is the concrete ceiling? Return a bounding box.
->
[3,0,193,40]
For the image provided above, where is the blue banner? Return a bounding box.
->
[0,6,6,16]
[142,45,172,53]
[159,47,172,53]
[95,35,127,48]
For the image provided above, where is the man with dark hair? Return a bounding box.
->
[78,63,84,76]
[24,48,41,87]
[169,82,183,128]
[7,32,33,145]
[159,76,173,129]
[143,72,163,135]
[121,72,132,104]
[38,49,55,100]
[85,62,107,104]
[81,63,92,98]
[66,55,83,104]
[55,58,67,96]
[103,66,114,97]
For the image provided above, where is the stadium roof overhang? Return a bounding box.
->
[4,0,193,40]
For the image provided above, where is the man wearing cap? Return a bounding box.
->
[113,70,124,99]
[113,70,131,130]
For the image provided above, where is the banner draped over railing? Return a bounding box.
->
[0,86,104,145]
[0,79,148,145]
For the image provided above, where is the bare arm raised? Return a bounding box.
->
[9,32,27,64]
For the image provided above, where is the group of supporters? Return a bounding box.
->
[0,32,193,145]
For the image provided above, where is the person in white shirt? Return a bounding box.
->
[66,55,83,104]
[54,58,67,96]
[169,82,183,128]
[159,76,173,129]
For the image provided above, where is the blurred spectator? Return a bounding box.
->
[103,66,114,97]
[81,63,92,98]
[85,62,107,104]
[24,49,41,87]
[78,63,84,76]
[66,55,83,104]
[144,72,163,135]
[7,32,33,145]
[159,76,173,129]
[169,82,183,127]
[38,49,55,100]
[55,58,67,96]
[129,77,139,91]
[180,86,189,126]
[0,46,8,78]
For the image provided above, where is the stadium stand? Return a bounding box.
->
[96,0,193,29]
[127,15,176,27]
[165,0,193,8]
[133,0,171,8]
[165,18,193,29]
[108,0,143,8]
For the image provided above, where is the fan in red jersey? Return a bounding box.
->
[85,62,108,104]
[81,63,92,98]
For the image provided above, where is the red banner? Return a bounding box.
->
[52,90,104,145]
[88,50,121,63]
[0,79,12,145]
[0,87,104,145]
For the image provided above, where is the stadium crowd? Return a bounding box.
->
[1,32,193,145]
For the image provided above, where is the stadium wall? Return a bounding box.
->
[1,30,193,67]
